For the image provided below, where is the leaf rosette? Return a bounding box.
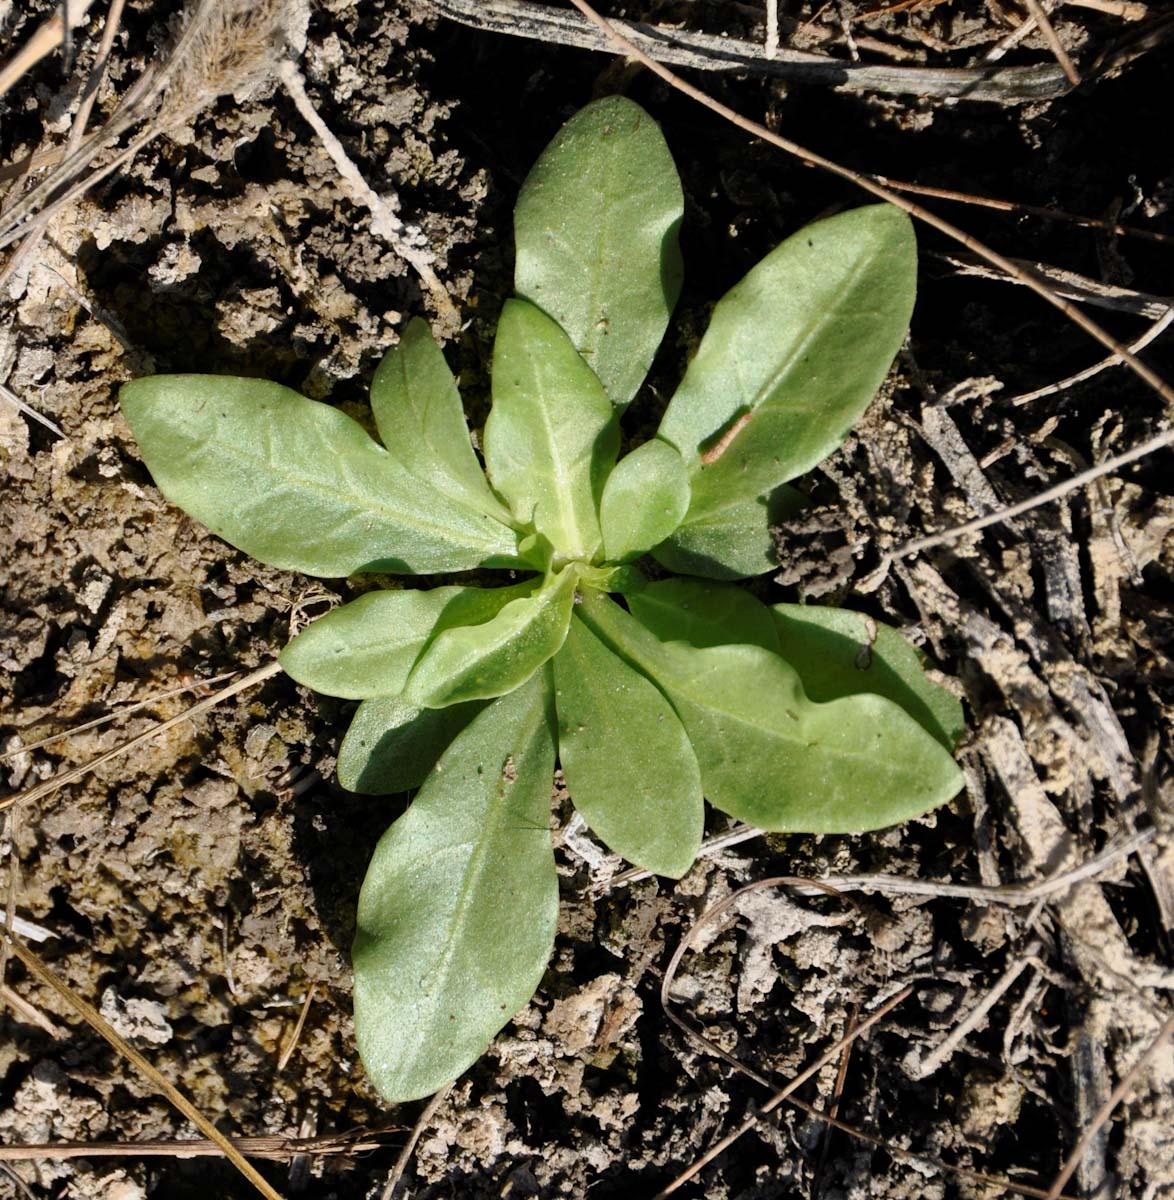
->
[120,95,964,1103]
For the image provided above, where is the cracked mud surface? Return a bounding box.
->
[1,1,1172,1197]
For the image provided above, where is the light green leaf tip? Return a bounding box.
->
[600,439,690,563]
[484,299,619,562]
[279,581,535,700]
[370,318,514,524]
[515,94,684,409]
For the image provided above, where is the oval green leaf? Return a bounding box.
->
[579,591,963,833]
[652,484,806,580]
[404,566,578,708]
[484,300,619,561]
[771,604,965,749]
[657,205,916,521]
[120,375,521,576]
[553,615,702,878]
[353,675,558,1102]
[370,318,513,523]
[514,95,684,409]
[337,694,486,794]
[599,438,690,563]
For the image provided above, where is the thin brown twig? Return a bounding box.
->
[1021,0,1081,83]
[427,0,1070,101]
[654,981,913,1196]
[1045,1014,1174,1200]
[5,937,286,1200]
[811,1000,859,1194]
[984,0,1047,62]
[606,825,1154,899]
[0,1162,39,1200]
[276,60,459,332]
[0,147,67,186]
[0,1126,401,1162]
[0,807,19,986]
[892,425,1172,557]
[940,252,1170,318]
[276,983,318,1072]
[380,1082,455,1200]
[0,981,64,1036]
[0,661,283,815]
[0,671,238,762]
[0,0,126,295]
[0,0,98,100]
[0,0,290,254]
[874,176,1174,247]
[0,382,66,437]
[1009,305,1174,406]
[655,876,1083,1200]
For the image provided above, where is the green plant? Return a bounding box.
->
[119,96,964,1103]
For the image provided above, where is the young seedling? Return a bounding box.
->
[120,96,965,1103]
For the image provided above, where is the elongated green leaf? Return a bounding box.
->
[771,604,965,749]
[658,206,916,520]
[626,577,779,652]
[280,581,535,700]
[599,439,690,563]
[370,319,514,523]
[514,95,684,408]
[652,484,806,580]
[553,616,702,877]
[120,376,521,576]
[353,675,558,1102]
[337,695,486,794]
[484,300,619,561]
[579,592,962,832]
[404,566,578,708]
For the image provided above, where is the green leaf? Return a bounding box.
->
[404,566,578,708]
[353,675,558,1102]
[658,205,916,520]
[553,616,702,877]
[770,604,965,749]
[514,95,684,409]
[626,577,779,652]
[652,484,806,580]
[280,582,535,700]
[579,592,962,833]
[484,300,620,561]
[599,439,690,563]
[370,318,514,523]
[337,695,486,794]
[120,376,521,577]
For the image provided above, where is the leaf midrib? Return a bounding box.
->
[532,376,589,558]
[183,419,515,555]
[679,248,879,519]
[405,703,544,1072]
